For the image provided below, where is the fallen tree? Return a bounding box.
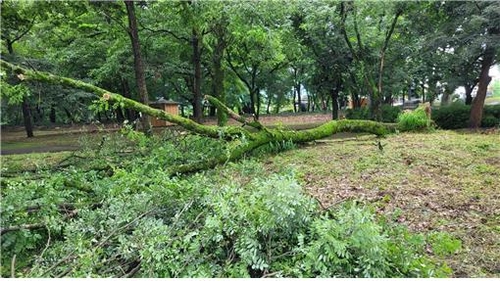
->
[1,60,405,174]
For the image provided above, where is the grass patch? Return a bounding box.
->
[485,96,500,105]
[267,130,500,277]
[1,151,73,173]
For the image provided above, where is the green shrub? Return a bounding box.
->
[397,107,430,132]
[432,102,470,129]
[346,105,401,123]
[428,232,462,257]
[484,104,500,118]
[346,107,370,120]
[432,103,500,129]
[481,115,499,127]
[298,204,390,277]
[380,104,402,123]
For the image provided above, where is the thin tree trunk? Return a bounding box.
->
[21,98,34,137]
[332,89,339,120]
[256,88,261,119]
[7,41,34,137]
[469,48,494,129]
[212,20,228,126]
[293,89,297,113]
[192,28,203,123]
[266,95,271,114]
[296,83,302,112]
[49,105,56,123]
[464,80,478,105]
[121,78,136,122]
[125,1,151,134]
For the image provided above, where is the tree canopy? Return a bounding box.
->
[1,0,499,135]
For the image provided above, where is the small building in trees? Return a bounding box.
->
[149,98,180,127]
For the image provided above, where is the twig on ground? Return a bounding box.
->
[1,223,45,235]
[11,254,16,278]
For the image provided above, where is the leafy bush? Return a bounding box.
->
[380,104,402,123]
[2,159,455,278]
[432,102,470,129]
[428,232,462,257]
[484,104,500,118]
[345,105,401,123]
[397,106,431,132]
[298,205,390,277]
[346,107,370,120]
[481,115,499,127]
[432,103,500,129]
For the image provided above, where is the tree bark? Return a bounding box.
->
[293,89,297,113]
[212,19,228,126]
[464,80,479,105]
[331,89,339,120]
[21,98,34,137]
[49,105,56,123]
[125,1,151,134]
[7,40,34,137]
[192,27,203,123]
[120,77,136,122]
[468,48,494,129]
[377,10,402,102]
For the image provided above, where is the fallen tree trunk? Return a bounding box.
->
[2,60,399,174]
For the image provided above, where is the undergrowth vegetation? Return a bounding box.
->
[1,128,461,277]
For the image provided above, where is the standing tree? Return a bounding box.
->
[125,1,151,133]
[1,0,38,137]
[339,1,404,120]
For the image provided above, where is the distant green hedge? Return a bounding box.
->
[346,103,500,129]
[432,103,500,129]
[346,104,402,123]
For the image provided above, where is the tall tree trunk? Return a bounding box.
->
[293,89,297,113]
[248,88,257,115]
[7,41,34,138]
[376,9,401,118]
[121,77,136,122]
[331,89,339,120]
[212,20,228,126]
[256,88,261,119]
[266,95,272,114]
[116,108,125,123]
[464,80,478,105]
[212,49,226,124]
[469,48,494,129]
[191,28,203,123]
[125,1,151,134]
[49,105,56,123]
[350,73,361,108]
[296,82,302,112]
[21,98,34,137]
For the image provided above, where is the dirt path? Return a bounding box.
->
[1,114,333,155]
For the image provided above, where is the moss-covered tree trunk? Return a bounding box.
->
[2,59,403,175]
